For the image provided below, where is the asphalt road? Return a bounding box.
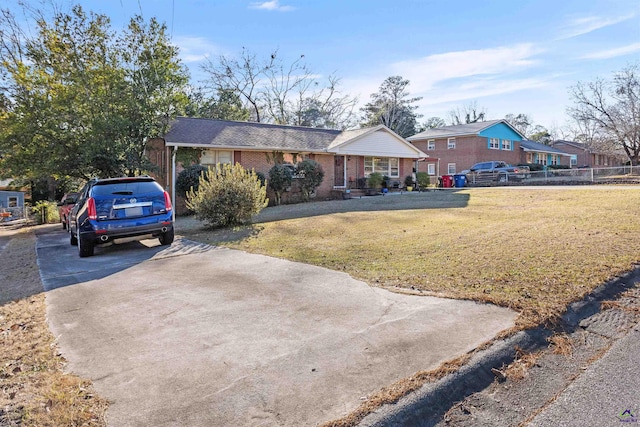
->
[36,226,517,426]
[528,321,640,426]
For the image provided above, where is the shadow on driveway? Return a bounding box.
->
[35,225,214,291]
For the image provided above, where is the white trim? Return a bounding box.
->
[328,125,428,158]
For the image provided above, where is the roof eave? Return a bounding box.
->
[164,141,328,154]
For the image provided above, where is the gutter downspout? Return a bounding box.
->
[172,146,177,222]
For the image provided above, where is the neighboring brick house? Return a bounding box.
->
[520,139,572,167]
[149,117,427,206]
[551,140,626,168]
[407,120,525,176]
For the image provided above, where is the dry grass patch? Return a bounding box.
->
[0,227,108,426]
[180,187,640,327]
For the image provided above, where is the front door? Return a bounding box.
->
[334,156,345,187]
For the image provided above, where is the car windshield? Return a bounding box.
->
[92,181,161,196]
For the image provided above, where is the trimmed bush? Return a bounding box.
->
[186,163,267,228]
[176,164,208,197]
[296,159,324,201]
[367,172,383,189]
[416,172,430,188]
[268,164,293,206]
[404,175,415,187]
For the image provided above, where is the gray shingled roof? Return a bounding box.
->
[164,117,342,152]
[407,119,512,140]
[520,139,571,155]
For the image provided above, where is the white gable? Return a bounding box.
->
[329,129,424,158]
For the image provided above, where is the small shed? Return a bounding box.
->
[0,190,25,209]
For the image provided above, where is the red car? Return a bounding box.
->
[57,192,78,230]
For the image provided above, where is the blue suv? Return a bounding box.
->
[69,176,174,257]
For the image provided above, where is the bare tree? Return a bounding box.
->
[568,64,640,164]
[201,48,357,128]
[448,100,487,125]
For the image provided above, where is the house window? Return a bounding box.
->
[526,152,534,163]
[364,157,399,178]
[447,138,456,149]
[427,164,435,175]
[8,197,17,208]
[551,155,558,165]
[427,139,435,150]
[489,138,500,150]
[501,139,511,150]
[389,157,399,177]
[447,163,456,174]
[201,150,233,166]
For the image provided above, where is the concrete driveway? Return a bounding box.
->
[38,227,516,426]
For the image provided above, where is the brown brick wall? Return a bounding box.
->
[412,136,522,174]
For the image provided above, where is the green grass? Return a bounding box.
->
[178,187,640,327]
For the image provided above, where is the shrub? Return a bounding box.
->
[522,163,544,172]
[32,200,59,224]
[367,172,383,189]
[548,164,570,170]
[296,159,325,201]
[416,172,430,188]
[268,164,293,206]
[186,163,268,228]
[176,164,208,197]
[404,175,415,187]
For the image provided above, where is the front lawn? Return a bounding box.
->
[178,187,640,327]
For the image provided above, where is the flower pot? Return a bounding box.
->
[406,186,413,192]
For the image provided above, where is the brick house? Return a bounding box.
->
[551,140,626,168]
[407,120,526,176]
[148,117,427,206]
[520,139,572,167]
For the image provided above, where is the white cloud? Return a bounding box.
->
[173,36,220,63]
[341,44,551,120]
[249,1,295,12]
[558,13,635,39]
[390,44,542,93]
[580,42,640,59]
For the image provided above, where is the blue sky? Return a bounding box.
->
[57,0,640,131]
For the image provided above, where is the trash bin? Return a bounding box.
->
[453,174,467,188]
[441,175,453,188]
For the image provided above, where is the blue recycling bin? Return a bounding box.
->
[453,174,467,188]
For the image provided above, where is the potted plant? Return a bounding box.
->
[404,175,415,191]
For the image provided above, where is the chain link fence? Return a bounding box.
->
[466,166,640,187]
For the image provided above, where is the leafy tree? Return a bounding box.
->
[568,63,640,164]
[295,159,324,201]
[361,76,422,138]
[268,164,293,205]
[185,87,250,121]
[528,125,552,144]
[504,113,533,136]
[0,5,189,186]
[186,163,267,228]
[420,117,446,130]
[118,15,189,176]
